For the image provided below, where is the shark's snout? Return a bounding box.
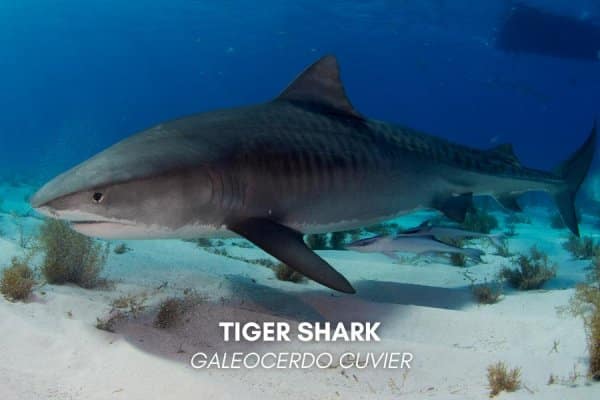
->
[29,188,48,209]
[30,174,66,209]
[30,177,86,220]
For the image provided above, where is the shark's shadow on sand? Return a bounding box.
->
[115,276,474,363]
[114,270,585,364]
[353,280,472,310]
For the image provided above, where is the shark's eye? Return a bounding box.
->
[92,192,104,203]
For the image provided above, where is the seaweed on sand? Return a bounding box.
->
[462,209,498,234]
[563,235,599,260]
[113,243,132,254]
[562,257,600,380]
[487,362,521,397]
[38,219,109,288]
[495,240,512,258]
[472,281,503,304]
[0,257,35,301]
[154,291,206,329]
[154,298,185,329]
[499,246,556,290]
[111,293,147,318]
[444,238,467,267]
[96,311,125,333]
[275,263,305,283]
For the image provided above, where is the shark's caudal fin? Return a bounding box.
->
[553,122,597,237]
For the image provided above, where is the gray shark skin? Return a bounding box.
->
[346,235,485,262]
[30,55,596,294]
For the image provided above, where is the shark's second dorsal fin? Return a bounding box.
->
[276,55,363,119]
[488,143,521,167]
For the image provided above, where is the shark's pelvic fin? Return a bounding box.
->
[276,55,363,119]
[228,218,355,293]
[496,194,523,212]
[433,193,473,223]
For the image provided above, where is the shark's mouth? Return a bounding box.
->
[34,206,136,228]
[32,206,142,239]
[70,220,131,225]
[70,220,150,239]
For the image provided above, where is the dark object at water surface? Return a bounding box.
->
[497,4,600,61]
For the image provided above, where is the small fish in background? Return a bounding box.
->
[346,234,485,262]
[398,221,505,249]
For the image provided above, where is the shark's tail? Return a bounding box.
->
[553,122,597,237]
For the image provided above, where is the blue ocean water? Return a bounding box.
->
[0,0,599,181]
[2,4,600,395]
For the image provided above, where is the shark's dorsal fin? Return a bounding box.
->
[276,55,362,119]
[488,143,521,167]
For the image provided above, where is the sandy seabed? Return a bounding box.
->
[1,181,599,399]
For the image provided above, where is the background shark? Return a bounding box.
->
[30,56,596,293]
[346,234,485,262]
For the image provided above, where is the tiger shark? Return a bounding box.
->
[30,55,596,294]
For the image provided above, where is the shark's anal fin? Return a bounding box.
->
[433,193,473,223]
[497,194,522,212]
[228,218,355,294]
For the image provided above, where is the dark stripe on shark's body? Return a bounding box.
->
[30,55,596,294]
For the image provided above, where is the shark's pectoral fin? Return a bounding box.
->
[433,193,473,223]
[228,218,355,294]
[497,194,522,212]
